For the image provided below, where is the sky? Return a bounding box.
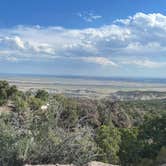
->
[1,0,166,77]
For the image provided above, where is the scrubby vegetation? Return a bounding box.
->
[0,81,165,166]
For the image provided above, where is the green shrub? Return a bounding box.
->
[95,125,121,164]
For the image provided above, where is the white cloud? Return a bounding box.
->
[81,56,117,66]
[1,12,166,67]
[13,36,25,49]
[121,59,166,68]
[0,36,25,49]
[77,12,102,22]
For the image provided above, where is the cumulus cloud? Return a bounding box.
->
[1,12,166,68]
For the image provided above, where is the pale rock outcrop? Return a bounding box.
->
[87,161,119,166]
[41,103,49,111]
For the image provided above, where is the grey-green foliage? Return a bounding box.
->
[0,81,19,105]
[35,89,49,101]
[0,115,22,166]
[156,147,166,165]
[11,99,98,166]
[0,83,166,166]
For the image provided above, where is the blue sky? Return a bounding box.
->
[1,0,166,77]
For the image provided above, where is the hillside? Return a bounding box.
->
[0,81,166,166]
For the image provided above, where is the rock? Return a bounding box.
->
[87,161,119,166]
